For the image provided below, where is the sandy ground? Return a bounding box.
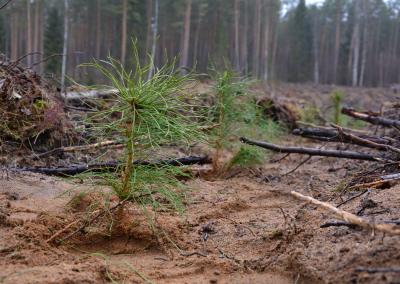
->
[1,149,400,284]
[1,83,400,284]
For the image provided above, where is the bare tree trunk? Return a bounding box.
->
[61,0,69,98]
[392,17,399,61]
[319,21,328,84]
[313,19,319,84]
[26,0,32,66]
[270,3,279,81]
[359,0,369,87]
[147,0,159,80]
[33,0,42,72]
[10,13,18,61]
[351,1,361,87]
[234,0,240,72]
[95,0,101,59]
[313,33,319,84]
[262,1,270,81]
[391,17,399,84]
[121,0,128,66]
[333,0,341,84]
[379,52,384,87]
[253,0,262,78]
[240,0,249,75]
[145,0,153,55]
[180,0,192,74]
[193,4,203,66]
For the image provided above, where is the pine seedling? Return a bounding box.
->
[331,90,345,125]
[227,100,285,170]
[209,70,248,173]
[83,43,203,213]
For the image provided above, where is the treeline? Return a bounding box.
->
[1,0,400,87]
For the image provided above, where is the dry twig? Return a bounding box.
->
[281,155,312,176]
[337,189,369,207]
[290,191,400,235]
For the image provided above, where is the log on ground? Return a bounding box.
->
[342,107,400,129]
[12,156,211,176]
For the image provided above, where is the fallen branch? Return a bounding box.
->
[290,191,400,235]
[240,137,385,162]
[332,124,400,154]
[293,127,396,151]
[293,127,392,145]
[13,156,211,176]
[342,107,400,129]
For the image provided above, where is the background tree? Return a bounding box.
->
[3,0,400,88]
[0,14,5,53]
[287,0,313,82]
[43,5,63,75]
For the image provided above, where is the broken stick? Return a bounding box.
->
[240,137,385,162]
[290,191,400,235]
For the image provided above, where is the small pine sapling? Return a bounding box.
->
[83,43,203,213]
[228,99,285,170]
[331,90,345,125]
[209,70,248,173]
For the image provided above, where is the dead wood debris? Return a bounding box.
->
[240,137,384,162]
[293,125,400,154]
[0,55,73,152]
[290,191,400,236]
[321,220,400,228]
[348,173,400,190]
[342,107,400,129]
[243,104,400,191]
[292,126,394,146]
[320,221,359,229]
[256,96,300,129]
[11,156,211,176]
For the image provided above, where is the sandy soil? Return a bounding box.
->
[1,149,399,284]
[1,84,400,284]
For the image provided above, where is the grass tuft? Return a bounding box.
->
[227,146,265,169]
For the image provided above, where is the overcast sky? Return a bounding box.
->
[306,0,323,5]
